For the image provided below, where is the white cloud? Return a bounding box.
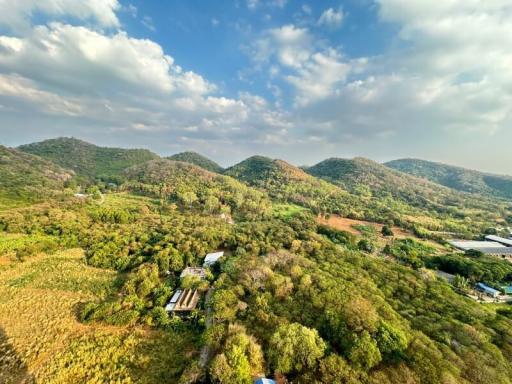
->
[318,8,344,29]
[141,16,156,32]
[0,0,120,31]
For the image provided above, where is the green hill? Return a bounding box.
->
[386,158,512,199]
[166,151,223,173]
[18,138,159,182]
[0,146,74,207]
[125,159,270,219]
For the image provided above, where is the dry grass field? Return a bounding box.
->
[0,248,198,383]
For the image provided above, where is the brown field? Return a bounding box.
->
[317,215,410,237]
[0,248,197,383]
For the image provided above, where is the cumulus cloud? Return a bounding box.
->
[0,0,120,31]
[318,8,344,29]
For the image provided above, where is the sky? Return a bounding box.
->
[0,0,511,173]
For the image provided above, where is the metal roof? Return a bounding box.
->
[476,283,500,295]
[449,240,507,250]
[203,251,224,266]
[254,379,276,384]
[180,267,207,279]
[485,235,512,247]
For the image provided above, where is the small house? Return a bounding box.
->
[165,290,183,312]
[165,289,201,313]
[203,251,224,267]
[180,267,207,280]
[475,283,500,298]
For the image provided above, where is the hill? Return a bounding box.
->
[0,146,74,207]
[304,157,511,234]
[386,158,512,199]
[18,137,159,182]
[224,156,363,216]
[167,151,223,173]
[125,159,270,219]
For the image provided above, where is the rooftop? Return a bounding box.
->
[166,289,201,312]
[180,267,207,279]
[203,251,224,267]
[449,240,507,250]
[485,235,512,247]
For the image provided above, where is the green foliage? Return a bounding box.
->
[381,225,394,236]
[349,330,382,370]
[387,158,512,200]
[268,323,326,375]
[426,253,512,284]
[167,151,224,173]
[18,137,159,182]
[0,145,73,207]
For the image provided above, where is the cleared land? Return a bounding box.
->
[0,248,198,383]
[317,215,410,237]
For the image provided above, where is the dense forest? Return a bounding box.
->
[1,138,512,383]
[386,158,512,200]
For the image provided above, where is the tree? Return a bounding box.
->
[268,323,326,375]
[453,274,470,292]
[349,331,382,371]
[375,321,408,361]
[318,354,359,384]
[358,239,374,253]
[381,225,394,237]
[179,191,198,207]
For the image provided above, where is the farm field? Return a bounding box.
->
[0,248,198,383]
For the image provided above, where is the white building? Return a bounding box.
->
[203,251,224,267]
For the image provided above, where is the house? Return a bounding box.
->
[165,289,201,313]
[180,267,207,280]
[448,240,512,256]
[254,379,276,384]
[203,251,224,267]
[475,283,500,298]
[165,290,183,312]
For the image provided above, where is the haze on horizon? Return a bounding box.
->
[0,0,511,174]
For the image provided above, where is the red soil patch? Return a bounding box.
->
[317,215,410,238]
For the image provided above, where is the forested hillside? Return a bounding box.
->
[0,146,74,208]
[167,151,224,173]
[18,138,159,183]
[386,158,512,199]
[2,141,512,383]
[227,156,511,236]
[124,159,271,220]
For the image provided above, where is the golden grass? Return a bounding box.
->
[0,248,198,383]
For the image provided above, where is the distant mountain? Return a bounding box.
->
[18,137,159,182]
[166,151,223,173]
[0,145,74,207]
[386,158,512,200]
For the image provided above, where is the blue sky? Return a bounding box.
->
[0,0,511,173]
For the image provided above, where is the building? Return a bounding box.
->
[165,290,182,312]
[449,240,506,251]
[254,379,276,384]
[448,240,512,256]
[165,289,201,313]
[203,251,224,267]
[484,235,512,247]
[180,267,206,279]
[475,283,500,298]
[501,286,512,295]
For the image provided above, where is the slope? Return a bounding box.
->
[0,145,74,208]
[386,158,512,199]
[166,151,223,173]
[18,137,159,182]
[125,159,270,219]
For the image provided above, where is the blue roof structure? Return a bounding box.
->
[476,283,500,296]
[501,286,512,295]
[254,379,276,384]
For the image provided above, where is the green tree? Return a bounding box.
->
[349,331,382,371]
[269,323,326,375]
[381,225,394,237]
